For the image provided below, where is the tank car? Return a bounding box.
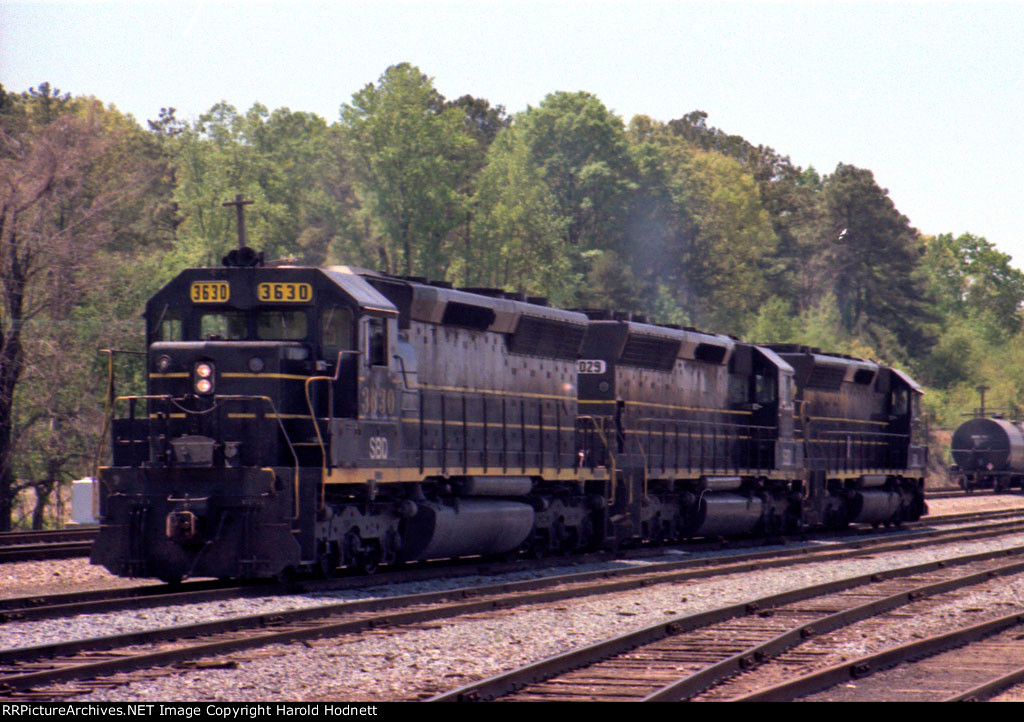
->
[950,417,1024,492]
[90,249,926,582]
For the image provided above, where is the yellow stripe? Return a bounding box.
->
[321,465,800,485]
[222,372,310,381]
[581,399,757,417]
[411,382,573,402]
[806,415,888,426]
[400,418,566,431]
[149,373,189,379]
[580,398,752,416]
[323,466,597,485]
[625,400,752,415]
[228,413,324,420]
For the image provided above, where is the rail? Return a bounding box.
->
[632,417,778,474]
[304,350,360,511]
[804,423,911,473]
[108,394,303,520]
[413,387,577,477]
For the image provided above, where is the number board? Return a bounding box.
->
[190,281,230,303]
[257,282,313,303]
[577,359,608,374]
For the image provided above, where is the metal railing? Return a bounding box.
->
[631,417,777,474]
[108,394,303,519]
[804,425,910,472]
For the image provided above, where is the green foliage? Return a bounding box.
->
[8,67,1024,526]
[516,92,637,253]
[0,86,167,528]
[748,294,882,361]
[811,164,938,363]
[165,102,351,272]
[461,124,573,302]
[623,117,777,334]
[341,63,476,279]
[921,232,1024,344]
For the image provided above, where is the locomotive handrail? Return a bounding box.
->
[804,420,911,472]
[111,393,304,520]
[94,348,149,519]
[305,350,360,512]
[632,416,777,473]
[577,415,617,504]
[391,352,412,389]
[94,348,147,479]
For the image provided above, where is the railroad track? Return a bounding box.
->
[431,545,1024,702]
[926,489,1015,500]
[738,603,1024,701]
[1,506,1021,625]
[0,528,97,563]
[0,495,1003,564]
[6,511,1024,699]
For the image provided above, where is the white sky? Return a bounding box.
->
[3,0,1023,267]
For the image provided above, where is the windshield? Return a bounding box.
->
[258,310,308,340]
[194,310,309,341]
[200,312,247,340]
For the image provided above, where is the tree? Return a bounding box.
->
[340,63,475,279]
[666,110,821,311]
[516,92,636,254]
[921,232,1024,344]
[0,87,161,529]
[811,164,937,362]
[462,124,572,302]
[623,117,777,333]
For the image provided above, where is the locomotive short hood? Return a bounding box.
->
[145,265,399,316]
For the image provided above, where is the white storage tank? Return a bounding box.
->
[70,477,98,525]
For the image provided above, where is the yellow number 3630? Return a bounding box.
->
[257,282,313,303]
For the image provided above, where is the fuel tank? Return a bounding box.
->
[951,418,1024,473]
[689,493,764,538]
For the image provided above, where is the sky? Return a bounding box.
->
[3,0,1024,267]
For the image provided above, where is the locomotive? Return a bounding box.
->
[91,246,927,582]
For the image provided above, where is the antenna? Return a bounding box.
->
[220,195,263,267]
[222,194,254,250]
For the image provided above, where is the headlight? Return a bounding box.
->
[248,356,265,373]
[156,355,173,373]
[194,362,215,395]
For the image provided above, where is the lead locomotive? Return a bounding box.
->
[92,247,927,582]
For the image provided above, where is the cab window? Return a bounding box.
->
[258,310,308,340]
[155,314,183,342]
[321,306,354,358]
[892,388,910,416]
[366,317,387,366]
[200,312,247,340]
[754,372,777,405]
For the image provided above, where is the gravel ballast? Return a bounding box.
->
[5,493,1024,702]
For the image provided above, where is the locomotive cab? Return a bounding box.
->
[138,264,399,467]
[93,260,402,581]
